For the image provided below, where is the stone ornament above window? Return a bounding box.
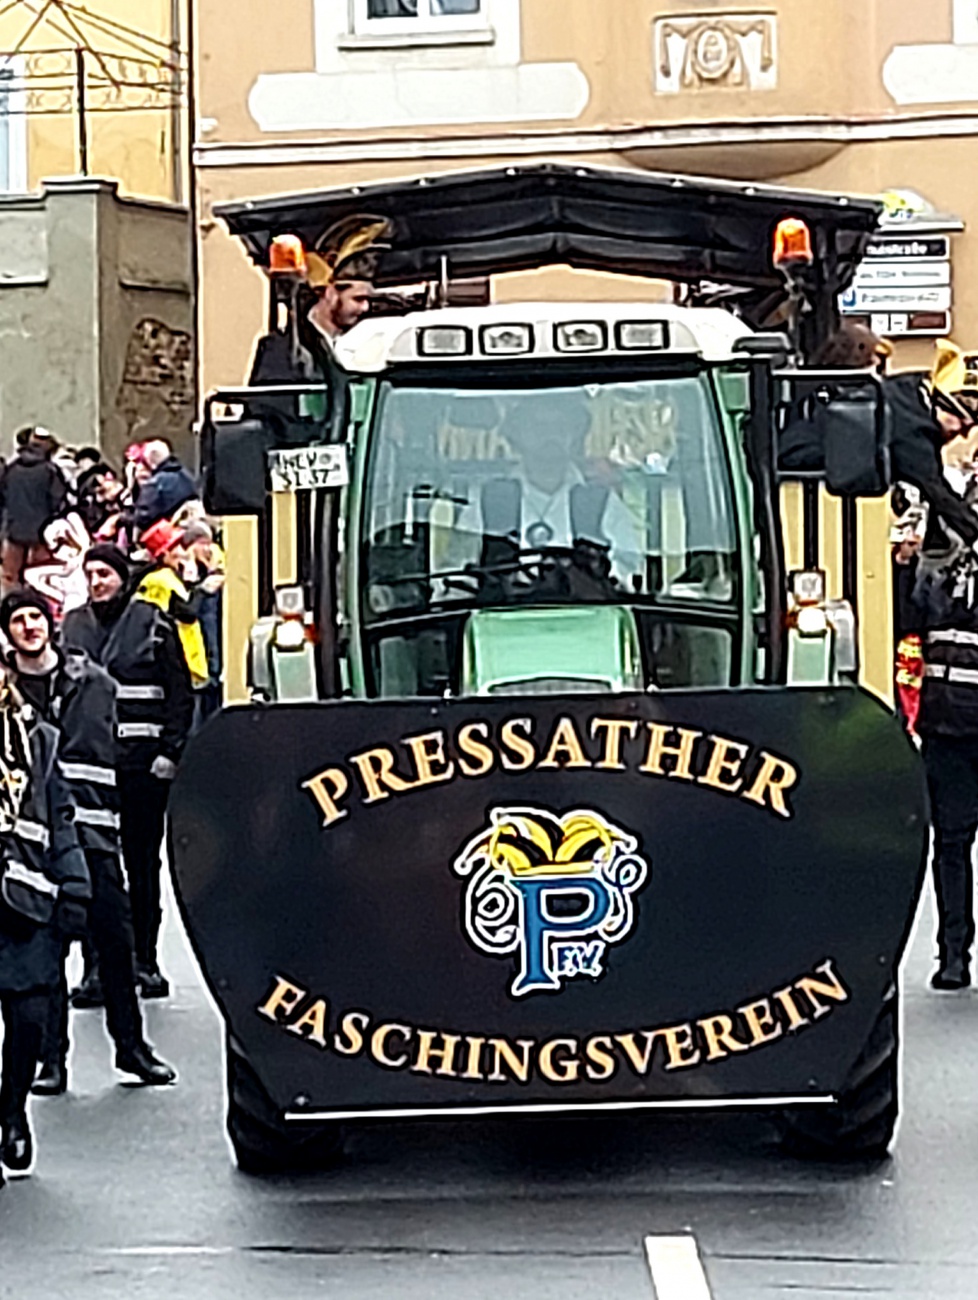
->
[654,13,778,94]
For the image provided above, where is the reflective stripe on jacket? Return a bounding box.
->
[919,626,978,738]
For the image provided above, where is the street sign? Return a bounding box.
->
[268,444,349,493]
[853,260,950,289]
[840,285,951,313]
[866,311,951,337]
[865,235,950,261]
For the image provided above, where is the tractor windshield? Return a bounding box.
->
[359,374,740,695]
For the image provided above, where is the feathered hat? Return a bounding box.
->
[930,339,978,422]
[306,214,392,290]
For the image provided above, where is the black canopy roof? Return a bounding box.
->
[216,163,882,303]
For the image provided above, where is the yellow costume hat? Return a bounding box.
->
[930,339,978,422]
[306,214,392,290]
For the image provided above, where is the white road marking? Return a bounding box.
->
[644,1235,713,1299]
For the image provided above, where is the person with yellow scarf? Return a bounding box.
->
[135,519,210,689]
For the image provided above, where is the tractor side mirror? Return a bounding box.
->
[778,373,890,498]
[820,379,890,498]
[200,386,332,515]
[201,414,272,515]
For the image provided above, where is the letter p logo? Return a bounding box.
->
[510,877,612,995]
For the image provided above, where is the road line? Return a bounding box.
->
[644,1235,713,1300]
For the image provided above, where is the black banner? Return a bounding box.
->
[169,688,927,1118]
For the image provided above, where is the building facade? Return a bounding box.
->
[194,0,978,696]
[0,0,187,203]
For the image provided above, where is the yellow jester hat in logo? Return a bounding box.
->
[483,810,625,878]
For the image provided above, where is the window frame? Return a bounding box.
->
[0,57,27,195]
[351,0,489,39]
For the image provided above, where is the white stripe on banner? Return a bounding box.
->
[116,684,165,701]
[925,664,948,678]
[117,723,163,739]
[58,761,116,787]
[13,818,50,848]
[73,808,121,830]
[644,1236,712,1300]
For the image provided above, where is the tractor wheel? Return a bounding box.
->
[780,988,899,1161]
[226,1037,344,1174]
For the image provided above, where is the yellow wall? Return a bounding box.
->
[0,0,184,202]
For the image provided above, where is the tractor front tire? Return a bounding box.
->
[780,989,899,1161]
[226,1037,344,1174]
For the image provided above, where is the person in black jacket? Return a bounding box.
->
[888,346,978,991]
[0,665,89,1180]
[62,545,194,997]
[0,429,68,595]
[132,440,197,535]
[780,328,978,544]
[0,590,175,1090]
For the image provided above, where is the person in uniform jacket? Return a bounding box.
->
[890,345,978,991]
[0,663,89,1180]
[0,589,176,1091]
[62,544,194,998]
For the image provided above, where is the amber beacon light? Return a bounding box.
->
[773,217,814,269]
[269,234,308,276]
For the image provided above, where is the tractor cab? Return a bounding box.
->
[204,165,888,707]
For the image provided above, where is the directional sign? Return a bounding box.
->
[840,285,951,314]
[865,236,950,261]
[853,260,950,289]
[868,311,951,338]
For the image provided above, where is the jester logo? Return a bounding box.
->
[453,807,649,997]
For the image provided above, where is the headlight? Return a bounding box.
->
[791,569,825,606]
[480,323,533,355]
[616,321,668,351]
[417,326,471,357]
[795,606,829,638]
[554,322,607,353]
[273,620,307,650]
[274,584,305,618]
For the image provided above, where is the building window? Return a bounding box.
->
[352,0,487,37]
[0,60,27,194]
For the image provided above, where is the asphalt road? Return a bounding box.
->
[1,877,977,1299]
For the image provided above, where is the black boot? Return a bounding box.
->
[31,1059,67,1096]
[931,969,971,991]
[932,839,975,991]
[115,1043,177,1086]
[70,967,104,1009]
[135,964,170,1000]
[1,1113,34,1176]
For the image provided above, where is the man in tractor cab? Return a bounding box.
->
[455,393,644,583]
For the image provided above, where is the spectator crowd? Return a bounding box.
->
[0,428,224,1185]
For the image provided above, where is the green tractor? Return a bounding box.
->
[171,165,926,1173]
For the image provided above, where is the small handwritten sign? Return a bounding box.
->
[268,445,349,493]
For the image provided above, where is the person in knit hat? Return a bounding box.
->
[61,540,194,999]
[0,587,175,1093]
